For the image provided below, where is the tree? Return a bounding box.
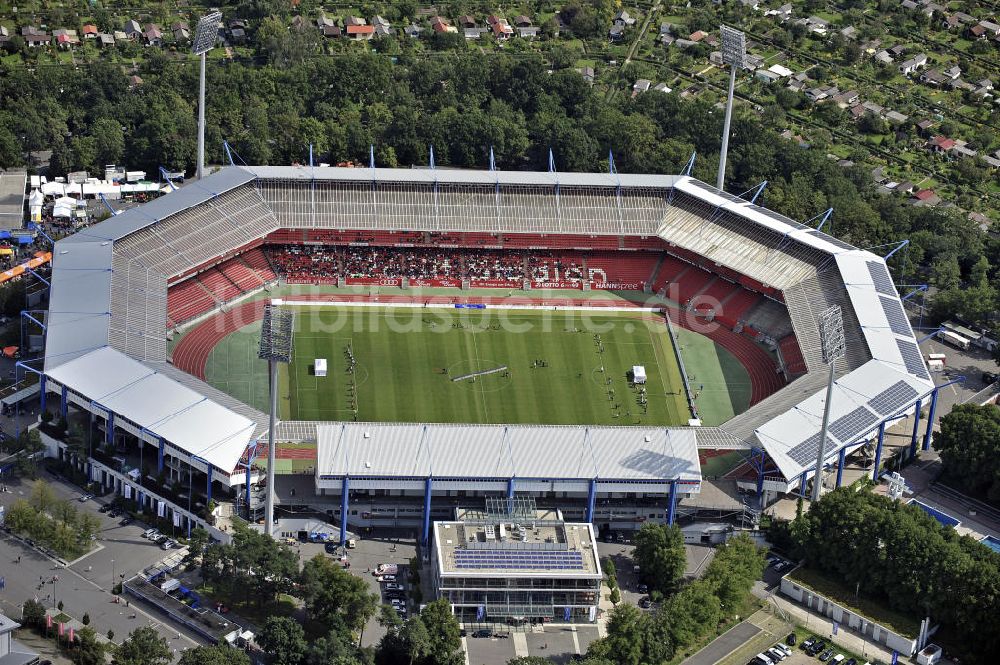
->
[186,526,210,561]
[20,599,45,627]
[112,626,171,665]
[586,604,647,665]
[416,599,462,665]
[934,403,1000,501]
[73,627,107,665]
[299,554,379,635]
[632,523,686,594]
[178,645,251,665]
[257,616,308,665]
[507,658,553,665]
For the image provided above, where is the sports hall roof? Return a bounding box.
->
[315,423,701,484]
[41,165,931,481]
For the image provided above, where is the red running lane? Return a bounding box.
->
[172,294,784,405]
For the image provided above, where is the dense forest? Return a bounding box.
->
[1,50,998,325]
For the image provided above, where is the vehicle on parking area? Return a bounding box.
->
[766,647,785,661]
[638,597,651,608]
[786,633,796,646]
[161,539,177,550]
[378,574,397,583]
[844,659,856,665]
[472,629,492,638]
[818,649,835,661]
[99,504,112,513]
[375,563,398,576]
[749,653,773,665]
[324,542,339,554]
[809,640,827,656]
[774,644,791,657]
[119,516,132,526]
[155,535,168,544]
[801,638,815,651]
[636,583,648,594]
[830,655,845,664]
[79,494,93,502]
[142,529,158,539]
[384,583,402,591]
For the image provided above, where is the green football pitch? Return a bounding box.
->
[202,304,752,427]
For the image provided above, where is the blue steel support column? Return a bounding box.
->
[922,389,939,451]
[872,422,886,481]
[105,412,114,444]
[666,481,678,526]
[506,477,515,514]
[339,477,349,547]
[157,438,165,473]
[585,479,597,523]
[755,449,766,498]
[909,399,922,458]
[799,473,808,496]
[39,374,46,414]
[422,477,433,546]
[206,466,213,502]
[836,448,846,488]
[60,385,68,419]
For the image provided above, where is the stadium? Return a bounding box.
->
[36,164,937,547]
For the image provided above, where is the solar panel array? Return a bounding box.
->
[879,296,911,336]
[896,339,930,380]
[829,406,879,443]
[867,381,919,416]
[453,549,585,571]
[787,432,826,466]
[866,261,896,296]
[808,230,855,252]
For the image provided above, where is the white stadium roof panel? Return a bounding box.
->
[424,425,513,478]
[45,240,114,370]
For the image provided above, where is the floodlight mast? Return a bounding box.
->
[811,306,846,502]
[717,25,747,191]
[192,12,222,180]
[258,304,293,537]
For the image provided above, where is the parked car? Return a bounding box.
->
[786,633,796,646]
[639,597,652,608]
[119,517,133,526]
[636,583,648,594]
[472,629,492,638]
[809,640,826,656]
[142,529,158,539]
[800,638,815,651]
[384,583,402,591]
[766,647,785,661]
[378,575,397,583]
[818,649,834,661]
[99,504,112,513]
[79,494,93,503]
[324,542,338,554]
[161,539,177,550]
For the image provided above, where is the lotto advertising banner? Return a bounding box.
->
[346,277,402,287]
[409,278,462,288]
[531,280,583,290]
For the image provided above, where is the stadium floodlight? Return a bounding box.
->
[258,304,293,537]
[811,306,846,502]
[717,25,747,191]
[192,11,222,180]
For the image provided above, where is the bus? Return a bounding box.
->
[936,329,970,351]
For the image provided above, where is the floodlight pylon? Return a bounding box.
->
[717,25,747,191]
[258,304,293,537]
[192,12,222,180]
[811,306,845,502]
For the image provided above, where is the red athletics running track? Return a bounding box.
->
[171,293,784,405]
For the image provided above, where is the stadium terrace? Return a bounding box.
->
[37,165,935,542]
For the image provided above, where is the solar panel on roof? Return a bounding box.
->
[787,432,826,465]
[829,406,878,443]
[866,261,896,296]
[453,549,585,571]
[879,296,912,336]
[867,380,919,416]
[896,339,930,380]
[808,230,856,252]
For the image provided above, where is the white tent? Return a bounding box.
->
[632,365,647,384]
[28,190,44,221]
[52,196,78,218]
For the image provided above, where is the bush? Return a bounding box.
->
[21,599,45,628]
[609,586,621,604]
[82,612,90,625]
[107,629,114,641]
[57,601,63,612]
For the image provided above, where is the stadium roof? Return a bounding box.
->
[41,165,932,482]
[46,347,257,473]
[0,170,27,231]
[315,423,701,484]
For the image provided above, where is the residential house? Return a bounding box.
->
[614,10,636,27]
[833,90,860,106]
[458,15,476,29]
[53,28,80,48]
[517,26,539,38]
[888,44,907,56]
[849,104,867,121]
[916,119,935,136]
[840,26,857,40]
[977,78,994,90]
[633,79,651,95]
[895,181,915,194]
[113,30,127,41]
[346,24,374,40]
[968,24,987,39]
[514,15,532,28]
[0,26,10,45]
[123,19,142,39]
[82,24,98,39]
[129,74,144,89]
[943,65,961,79]
[431,17,456,33]
[983,155,1000,168]
[745,53,764,69]
[942,14,962,29]
[927,135,956,153]
[709,51,723,66]
[344,16,366,27]
[755,69,781,84]
[885,110,908,124]
[291,15,307,31]
[660,32,675,46]
[926,3,946,15]
[672,38,696,49]
[318,17,341,38]
[953,12,976,24]
[874,49,894,65]
[898,53,928,75]
[172,22,190,42]
[689,30,706,42]
[404,24,423,38]
[609,24,626,41]
[143,24,162,46]
[766,3,793,21]
[372,16,391,36]
[768,64,793,78]
[979,20,1000,36]
[921,69,949,86]
[653,82,671,93]
[910,189,941,206]
[659,22,673,36]
[861,101,884,115]
[739,0,760,8]
[901,0,919,10]
[969,211,992,230]
[487,16,513,40]
[98,33,115,47]
[21,27,50,47]
[464,27,485,39]
[580,66,595,85]
[802,16,829,34]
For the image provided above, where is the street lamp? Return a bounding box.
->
[111,559,115,592]
[717,25,748,191]
[192,12,222,180]
[258,305,293,538]
[811,306,846,502]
